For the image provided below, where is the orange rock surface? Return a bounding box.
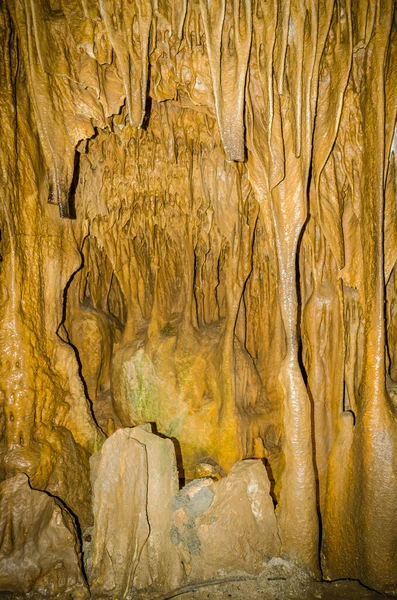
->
[0,0,396,595]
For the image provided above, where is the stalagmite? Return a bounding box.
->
[0,0,397,597]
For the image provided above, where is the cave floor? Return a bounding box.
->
[0,577,389,600]
[149,578,388,600]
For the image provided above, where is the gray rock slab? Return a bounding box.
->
[87,428,150,596]
[172,459,280,581]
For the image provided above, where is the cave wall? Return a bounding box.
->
[0,0,397,594]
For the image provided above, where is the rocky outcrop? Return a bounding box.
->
[0,475,87,597]
[86,429,150,596]
[88,440,279,594]
[171,460,280,581]
[86,426,183,596]
[127,425,184,591]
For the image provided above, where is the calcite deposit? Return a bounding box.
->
[0,0,397,596]
[0,475,87,596]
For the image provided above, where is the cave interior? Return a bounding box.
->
[0,0,397,598]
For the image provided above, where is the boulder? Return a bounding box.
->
[86,428,150,595]
[0,474,87,597]
[87,426,183,596]
[171,459,280,580]
[128,425,184,590]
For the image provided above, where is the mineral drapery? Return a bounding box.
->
[0,0,396,594]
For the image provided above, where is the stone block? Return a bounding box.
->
[87,426,184,596]
[171,459,280,581]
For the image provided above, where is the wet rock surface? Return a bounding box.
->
[0,0,397,596]
[172,460,280,581]
[0,475,87,597]
[86,427,183,596]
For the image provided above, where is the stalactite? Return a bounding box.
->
[99,0,152,127]
[1,0,397,596]
[200,0,252,161]
[323,3,397,591]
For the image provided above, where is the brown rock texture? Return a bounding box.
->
[87,426,183,596]
[171,459,280,581]
[0,474,87,596]
[86,429,150,596]
[127,425,184,591]
[0,0,397,595]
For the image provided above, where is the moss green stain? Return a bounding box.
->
[127,350,185,438]
[127,351,161,421]
[166,414,184,438]
[160,321,176,337]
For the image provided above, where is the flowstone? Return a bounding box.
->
[0,474,87,597]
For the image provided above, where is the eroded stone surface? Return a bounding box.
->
[128,425,184,591]
[86,428,150,596]
[87,426,183,596]
[0,474,87,597]
[172,460,280,580]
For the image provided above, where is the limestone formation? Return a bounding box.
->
[87,426,183,596]
[0,0,397,596]
[86,429,150,596]
[0,474,87,596]
[127,425,184,591]
[171,459,280,581]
